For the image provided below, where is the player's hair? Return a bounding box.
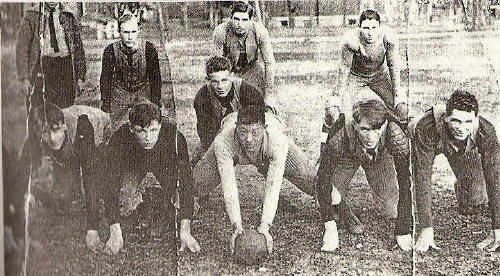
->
[446,90,479,116]
[231,2,254,19]
[359,9,381,26]
[206,56,233,76]
[118,14,139,31]
[129,100,162,128]
[29,103,65,137]
[237,105,265,125]
[26,103,66,165]
[352,99,387,129]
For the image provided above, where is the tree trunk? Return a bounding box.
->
[426,0,434,24]
[254,0,263,23]
[181,2,189,30]
[407,0,419,24]
[384,0,394,22]
[343,0,347,25]
[157,4,170,43]
[316,0,320,25]
[209,1,215,28]
[261,0,269,27]
[287,0,295,28]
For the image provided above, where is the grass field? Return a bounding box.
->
[2,24,500,275]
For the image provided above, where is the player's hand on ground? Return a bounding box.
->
[179,229,201,253]
[105,223,124,255]
[396,234,412,251]
[321,220,339,252]
[230,226,244,255]
[324,96,341,127]
[4,226,19,252]
[477,229,500,252]
[257,223,273,254]
[85,230,102,252]
[20,79,31,97]
[416,227,440,252]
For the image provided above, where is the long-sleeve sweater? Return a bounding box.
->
[87,121,194,230]
[100,40,164,112]
[412,107,500,229]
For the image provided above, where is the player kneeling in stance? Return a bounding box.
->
[193,105,319,254]
[412,90,500,252]
[85,101,200,254]
[20,103,111,213]
[316,98,413,252]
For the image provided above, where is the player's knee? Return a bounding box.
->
[377,202,398,219]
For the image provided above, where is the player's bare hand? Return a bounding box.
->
[257,223,273,254]
[416,227,440,252]
[20,79,31,97]
[105,223,124,255]
[477,230,500,252]
[321,220,339,252]
[180,229,201,253]
[396,234,412,251]
[230,226,244,255]
[85,230,102,252]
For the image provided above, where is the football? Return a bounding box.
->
[233,230,269,266]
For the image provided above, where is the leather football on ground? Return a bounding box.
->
[233,230,269,266]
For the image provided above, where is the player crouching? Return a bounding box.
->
[85,101,200,254]
[317,96,413,252]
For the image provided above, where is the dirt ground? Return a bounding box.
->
[2,23,500,275]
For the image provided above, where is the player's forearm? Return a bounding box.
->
[212,28,225,56]
[481,146,500,229]
[336,66,350,114]
[413,149,435,228]
[389,67,405,105]
[316,147,340,222]
[221,177,243,228]
[180,219,192,233]
[263,62,275,94]
[261,179,283,226]
[393,155,413,236]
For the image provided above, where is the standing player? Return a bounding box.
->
[412,90,500,252]
[194,56,264,160]
[323,9,407,141]
[212,2,277,110]
[16,2,87,109]
[100,14,173,131]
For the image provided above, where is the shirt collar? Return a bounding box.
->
[347,121,387,162]
[441,121,478,155]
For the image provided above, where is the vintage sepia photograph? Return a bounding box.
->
[1,0,499,275]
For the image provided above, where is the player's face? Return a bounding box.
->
[359,19,380,44]
[354,118,386,149]
[41,122,67,150]
[120,20,140,50]
[445,109,477,141]
[45,2,59,10]
[131,120,161,150]
[207,70,233,97]
[236,123,266,153]
[231,12,251,36]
